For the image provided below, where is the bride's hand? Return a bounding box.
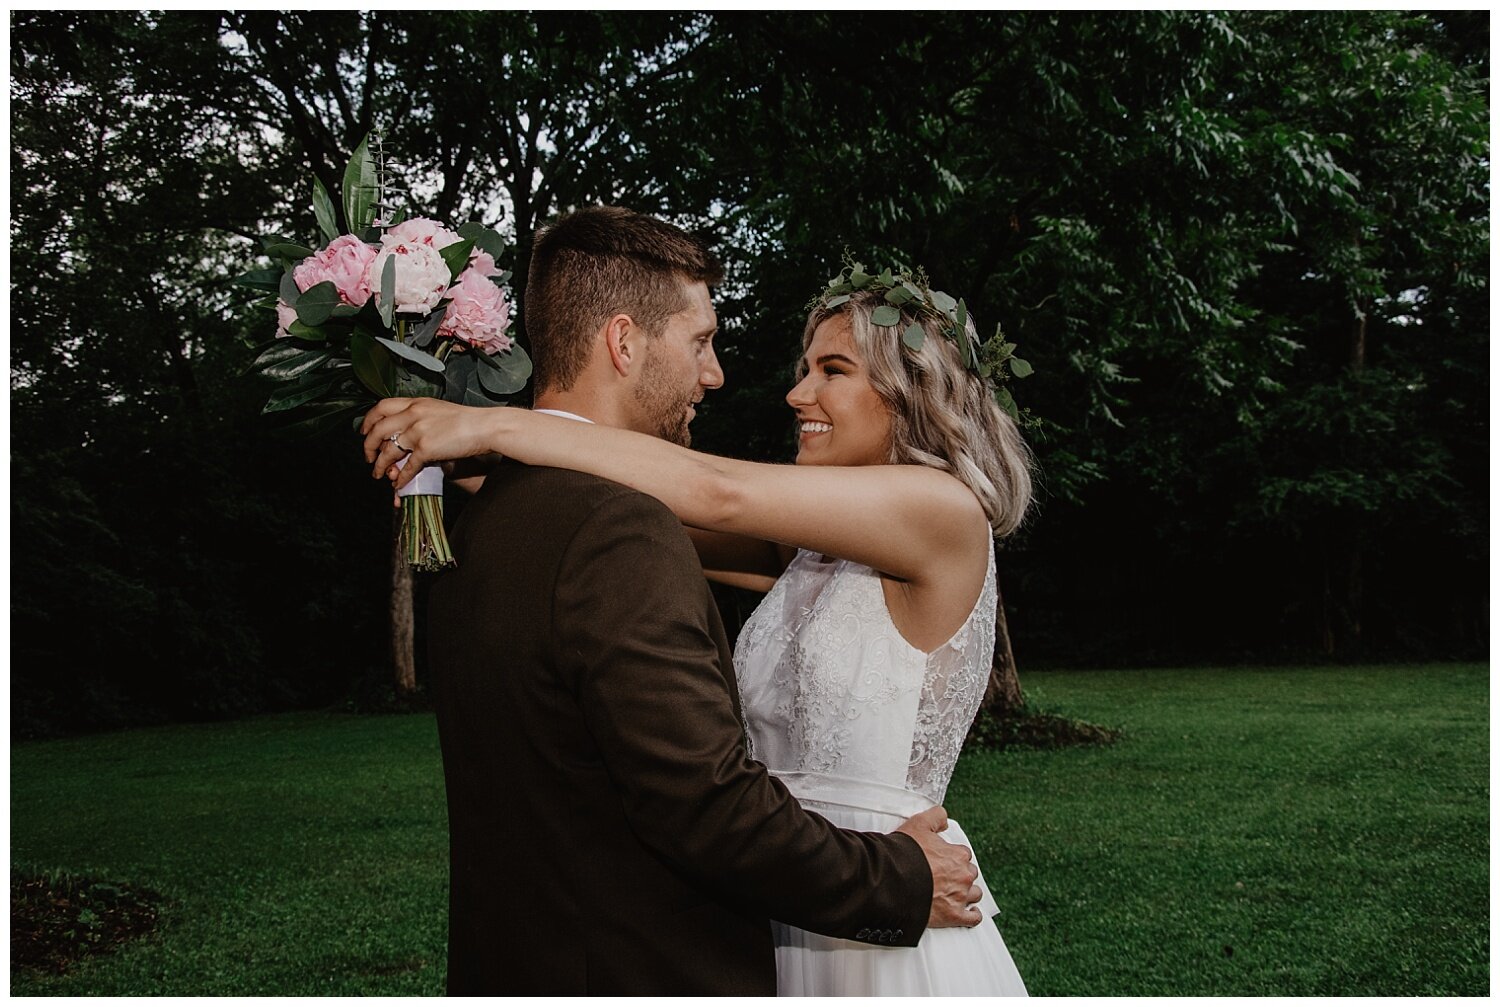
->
[360,398,505,492]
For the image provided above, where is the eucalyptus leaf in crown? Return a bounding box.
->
[236,132,532,571]
[809,256,1033,421]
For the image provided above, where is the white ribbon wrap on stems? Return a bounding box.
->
[394,456,444,498]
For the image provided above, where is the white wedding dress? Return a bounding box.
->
[734,542,1028,996]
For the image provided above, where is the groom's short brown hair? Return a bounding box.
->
[526,206,723,394]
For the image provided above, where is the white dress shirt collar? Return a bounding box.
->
[533,408,595,424]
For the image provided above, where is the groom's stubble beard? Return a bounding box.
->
[633,342,695,447]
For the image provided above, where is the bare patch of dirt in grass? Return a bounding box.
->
[11,869,163,975]
[967,705,1124,751]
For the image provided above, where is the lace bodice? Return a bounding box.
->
[733,542,997,806]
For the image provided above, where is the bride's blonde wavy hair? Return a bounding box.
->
[801,290,1033,537]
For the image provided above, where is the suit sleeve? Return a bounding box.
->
[554,490,931,947]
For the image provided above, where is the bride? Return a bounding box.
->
[362,267,1033,996]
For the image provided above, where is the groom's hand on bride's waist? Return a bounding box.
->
[895,806,984,929]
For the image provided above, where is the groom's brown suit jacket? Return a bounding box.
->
[427,463,931,995]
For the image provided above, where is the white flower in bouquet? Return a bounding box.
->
[368,239,451,316]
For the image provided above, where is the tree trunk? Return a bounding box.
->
[1342,297,1367,656]
[1350,306,1367,373]
[391,508,417,694]
[1346,544,1363,655]
[149,306,206,426]
[1319,543,1336,656]
[981,576,1024,716]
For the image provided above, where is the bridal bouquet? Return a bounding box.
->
[238,134,531,571]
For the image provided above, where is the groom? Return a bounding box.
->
[425,206,980,995]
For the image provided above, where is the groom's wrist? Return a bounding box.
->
[881,830,935,944]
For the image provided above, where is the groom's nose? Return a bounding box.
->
[701,345,724,390]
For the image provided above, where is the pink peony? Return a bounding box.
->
[292,234,378,307]
[439,267,514,354]
[367,240,452,316]
[382,217,464,252]
[467,250,501,277]
[275,298,298,337]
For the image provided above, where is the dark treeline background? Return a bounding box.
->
[11,12,1488,737]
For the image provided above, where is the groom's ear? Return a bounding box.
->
[603,313,639,377]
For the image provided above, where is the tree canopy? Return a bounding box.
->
[10,11,1488,735]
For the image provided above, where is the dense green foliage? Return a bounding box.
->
[11,664,1487,995]
[10,13,1487,732]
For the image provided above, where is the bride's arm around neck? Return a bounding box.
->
[487,408,991,590]
[361,398,989,591]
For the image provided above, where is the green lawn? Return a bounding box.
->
[12,664,1488,995]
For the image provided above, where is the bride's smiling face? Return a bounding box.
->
[786,314,893,467]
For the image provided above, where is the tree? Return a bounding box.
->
[1227,13,1488,654]
[11,12,390,731]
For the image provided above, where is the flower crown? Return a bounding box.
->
[808,258,1033,419]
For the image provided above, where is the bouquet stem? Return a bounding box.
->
[396,460,456,572]
[400,494,455,571]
